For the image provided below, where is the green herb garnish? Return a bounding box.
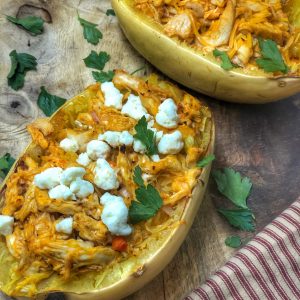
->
[218,208,255,232]
[129,166,163,224]
[213,49,234,71]
[84,51,110,70]
[92,70,115,83]
[106,9,116,16]
[213,168,252,209]
[197,154,215,168]
[78,13,102,45]
[0,153,15,179]
[7,50,37,90]
[225,235,242,248]
[134,116,158,156]
[37,86,66,116]
[256,38,288,73]
[7,15,44,35]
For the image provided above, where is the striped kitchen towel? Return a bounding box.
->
[185,197,300,300]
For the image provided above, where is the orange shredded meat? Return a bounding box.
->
[135,0,300,74]
[0,71,212,297]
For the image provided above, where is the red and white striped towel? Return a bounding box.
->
[185,198,300,300]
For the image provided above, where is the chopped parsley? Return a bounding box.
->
[134,116,158,156]
[92,70,115,83]
[83,51,110,70]
[78,13,102,45]
[256,38,288,73]
[213,49,234,71]
[37,86,66,116]
[129,166,163,224]
[197,154,215,168]
[218,208,255,232]
[0,153,15,179]
[213,168,252,209]
[106,9,116,16]
[6,15,44,35]
[225,235,242,248]
[7,50,37,90]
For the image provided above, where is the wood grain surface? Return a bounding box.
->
[0,1,299,300]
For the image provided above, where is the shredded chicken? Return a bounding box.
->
[135,0,300,74]
[0,71,212,296]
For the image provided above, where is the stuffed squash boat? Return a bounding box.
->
[0,71,214,299]
[112,0,300,103]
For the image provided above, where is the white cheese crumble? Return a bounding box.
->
[59,137,79,153]
[94,159,119,190]
[76,152,91,167]
[101,82,123,110]
[100,192,132,236]
[121,94,150,121]
[0,215,14,236]
[70,177,94,198]
[98,131,133,147]
[151,154,160,162]
[55,217,73,235]
[155,98,179,129]
[157,130,184,154]
[48,185,75,200]
[133,139,146,154]
[60,167,86,186]
[34,167,63,189]
[86,140,111,160]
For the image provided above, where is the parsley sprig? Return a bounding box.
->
[37,86,66,116]
[84,51,110,70]
[213,49,234,71]
[92,70,115,83]
[0,153,15,179]
[197,154,215,168]
[7,50,37,90]
[7,15,44,35]
[213,168,255,232]
[77,13,102,45]
[134,116,158,156]
[256,38,288,73]
[225,235,242,248]
[129,166,163,224]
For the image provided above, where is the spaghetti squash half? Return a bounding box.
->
[0,71,214,299]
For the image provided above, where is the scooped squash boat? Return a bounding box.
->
[112,0,300,104]
[0,70,214,300]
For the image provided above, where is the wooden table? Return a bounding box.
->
[0,1,299,299]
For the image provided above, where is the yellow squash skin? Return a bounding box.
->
[112,0,300,104]
[0,78,215,300]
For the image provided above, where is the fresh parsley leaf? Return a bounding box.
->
[218,208,255,232]
[78,13,102,45]
[6,15,44,35]
[106,9,116,16]
[129,168,163,224]
[213,168,252,209]
[131,65,146,75]
[225,235,242,248]
[37,86,66,116]
[256,38,288,73]
[197,154,215,168]
[92,70,115,83]
[213,49,234,71]
[84,51,110,70]
[133,166,145,188]
[7,50,37,90]
[134,116,158,156]
[0,153,15,179]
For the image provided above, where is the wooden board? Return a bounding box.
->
[0,0,299,299]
